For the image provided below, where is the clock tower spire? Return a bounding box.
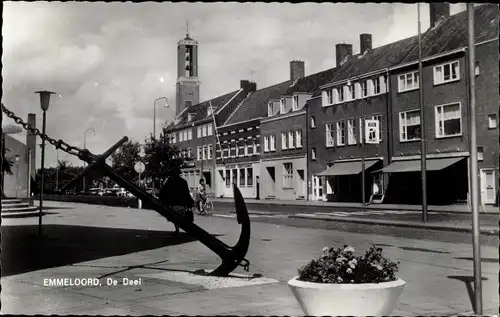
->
[175,26,200,116]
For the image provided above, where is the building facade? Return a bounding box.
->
[214,77,292,199]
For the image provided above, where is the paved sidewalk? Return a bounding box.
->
[212,197,499,214]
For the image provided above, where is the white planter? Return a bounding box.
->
[288,276,406,316]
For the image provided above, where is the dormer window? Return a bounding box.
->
[280,98,287,114]
[346,85,354,101]
[267,101,274,117]
[292,95,299,111]
[337,87,344,103]
[187,113,195,122]
[207,107,213,117]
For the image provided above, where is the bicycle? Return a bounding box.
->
[195,196,213,215]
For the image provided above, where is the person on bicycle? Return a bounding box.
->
[196,178,207,213]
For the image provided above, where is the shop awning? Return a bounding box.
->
[373,157,463,173]
[317,160,379,176]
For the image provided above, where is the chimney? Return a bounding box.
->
[360,34,372,54]
[240,80,257,94]
[290,60,305,82]
[335,43,353,67]
[430,3,450,28]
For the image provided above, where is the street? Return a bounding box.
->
[1,201,499,315]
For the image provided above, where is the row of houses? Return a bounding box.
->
[164,3,499,206]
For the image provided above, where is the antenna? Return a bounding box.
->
[248,68,256,81]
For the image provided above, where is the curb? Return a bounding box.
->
[213,199,498,215]
[289,214,499,236]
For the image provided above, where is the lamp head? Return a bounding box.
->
[35,90,56,111]
[14,154,20,162]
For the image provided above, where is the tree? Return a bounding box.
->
[1,145,14,198]
[144,128,190,188]
[110,139,142,182]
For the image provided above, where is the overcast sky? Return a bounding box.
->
[2,2,467,168]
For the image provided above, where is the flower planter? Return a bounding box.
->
[288,276,406,316]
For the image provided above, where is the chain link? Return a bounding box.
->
[2,103,87,159]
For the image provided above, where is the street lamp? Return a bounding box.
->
[153,97,169,193]
[35,90,55,238]
[14,155,20,198]
[55,149,59,192]
[83,127,95,192]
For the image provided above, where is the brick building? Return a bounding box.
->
[308,3,499,205]
[215,78,291,199]
[165,81,254,195]
[260,61,337,200]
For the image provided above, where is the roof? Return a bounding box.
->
[400,3,499,63]
[224,80,292,126]
[284,68,339,96]
[170,90,241,128]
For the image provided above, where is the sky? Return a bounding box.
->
[2,2,468,168]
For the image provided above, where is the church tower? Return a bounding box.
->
[175,22,200,116]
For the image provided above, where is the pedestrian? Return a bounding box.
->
[158,166,195,235]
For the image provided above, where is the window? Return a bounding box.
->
[311,116,316,128]
[207,124,213,136]
[292,95,299,111]
[197,146,202,160]
[231,143,237,157]
[238,141,245,157]
[288,131,295,149]
[202,145,207,160]
[172,133,176,143]
[478,146,484,161]
[323,89,334,106]
[311,147,317,160]
[179,131,184,142]
[281,132,288,150]
[253,140,257,154]
[183,130,188,141]
[239,168,245,186]
[337,87,344,103]
[347,119,356,145]
[280,98,286,114]
[374,78,381,94]
[188,129,192,140]
[434,61,459,85]
[267,102,273,116]
[207,145,213,159]
[264,136,270,152]
[231,169,237,186]
[367,79,374,96]
[398,71,419,92]
[325,123,335,147]
[283,163,293,188]
[399,110,421,141]
[188,148,192,158]
[270,135,276,151]
[359,118,364,143]
[361,81,368,97]
[371,115,383,142]
[435,103,462,138]
[354,82,361,99]
[336,121,346,146]
[346,85,354,101]
[295,130,302,148]
[202,125,207,137]
[245,141,253,155]
[488,114,497,129]
[475,61,480,75]
[247,168,253,186]
[197,127,202,138]
[225,169,231,187]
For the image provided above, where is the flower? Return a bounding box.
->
[343,246,355,253]
[297,245,399,284]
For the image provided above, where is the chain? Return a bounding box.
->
[2,103,89,160]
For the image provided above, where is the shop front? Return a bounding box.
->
[215,161,260,199]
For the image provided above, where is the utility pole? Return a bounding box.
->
[467,3,482,314]
[418,3,428,222]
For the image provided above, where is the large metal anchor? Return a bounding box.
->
[59,136,251,276]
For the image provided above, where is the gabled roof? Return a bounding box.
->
[171,90,241,129]
[284,68,340,96]
[224,80,292,126]
[400,3,499,63]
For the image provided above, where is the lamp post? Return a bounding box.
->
[55,149,59,192]
[83,127,95,193]
[35,90,55,238]
[153,97,169,192]
[14,155,20,198]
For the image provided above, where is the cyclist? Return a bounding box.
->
[196,178,207,214]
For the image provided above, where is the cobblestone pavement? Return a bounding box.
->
[2,202,498,315]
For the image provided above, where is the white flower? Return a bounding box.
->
[322,247,329,254]
[337,276,343,282]
[346,268,353,274]
[344,246,355,253]
[349,263,356,269]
